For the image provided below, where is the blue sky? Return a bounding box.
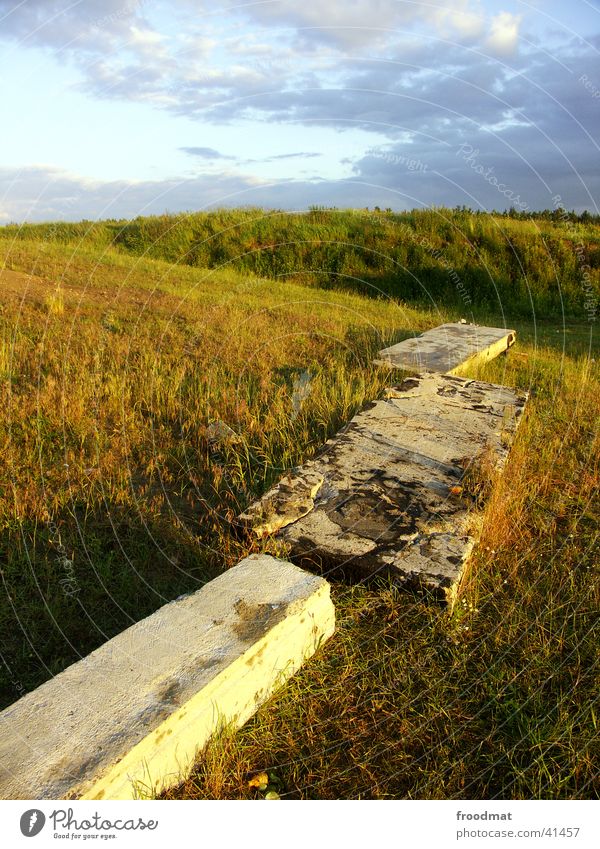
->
[0,0,599,220]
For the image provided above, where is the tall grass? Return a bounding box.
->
[2,207,599,317]
[0,237,417,706]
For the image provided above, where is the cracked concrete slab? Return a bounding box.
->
[374,322,516,374]
[239,374,527,600]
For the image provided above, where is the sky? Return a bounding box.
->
[0,0,599,221]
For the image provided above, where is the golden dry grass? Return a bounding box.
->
[0,232,597,800]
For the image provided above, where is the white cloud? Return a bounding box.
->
[228,0,512,49]
[429,0,485,39]
[0,0,144,50]
[179,34,217,57]
[0,1,598,218]
[485,12,522,56]
[129,25,166,52]
[0,164,391,221]
[227,0,411,47]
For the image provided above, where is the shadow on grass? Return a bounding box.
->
[0,498,222,710]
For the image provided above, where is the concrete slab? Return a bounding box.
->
[0,555,334,800]
[374,322,516,374]
[239,374,527,600]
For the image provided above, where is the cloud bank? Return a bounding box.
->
[0,0,598,219]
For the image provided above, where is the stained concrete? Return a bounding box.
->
[239,470,324,537]
[374,322,516,374]
[0,555,334,800]
[239,374,527,599]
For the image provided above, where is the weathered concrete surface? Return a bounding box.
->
[239,470,324,537]
[0,555,334,800]
[240,374,527,599]
[374,322,516,374]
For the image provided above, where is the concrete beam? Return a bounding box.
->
[240,374,527,600]
[0,555,335,800]
[374,322,516,374]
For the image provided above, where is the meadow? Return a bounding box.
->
[0,208,598,798]
[4,206,600,316]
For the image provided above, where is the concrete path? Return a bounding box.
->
[374,322,516,374]
[239,374,527,600]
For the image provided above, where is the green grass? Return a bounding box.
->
[2,207,599,317]
[0,216,598,799]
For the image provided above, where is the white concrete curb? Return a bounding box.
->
[0,555,335,800]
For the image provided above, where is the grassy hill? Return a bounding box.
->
[0,211,598,799]
[3,207,599,317]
